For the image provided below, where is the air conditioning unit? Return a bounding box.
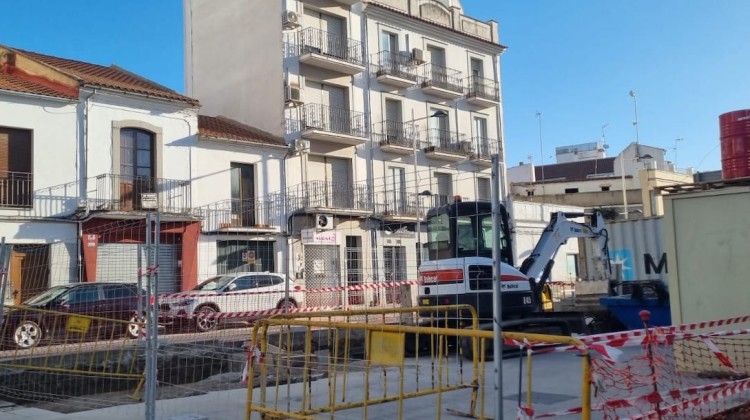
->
[293,138,310,152]
[316,214,333,230]
[285,84,302,106]
[411,48,424,64]
[282,10,300,30]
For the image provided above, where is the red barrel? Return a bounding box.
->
[719,110,750,180]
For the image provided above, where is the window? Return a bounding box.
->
[381,31,398,53]
[0,127,33,208]
[601,186,611,192]
[121,128,154,179]
[434,172,452,205]
[67,286,100,304]
[477,178,491,201]
[470,58,483,78]
[120,128,155,210]
[230,163,255,227]
[251,276,271,288]
[428,107,450,147]
[104,285,136,299]
[384,99,403,142]
[232,277,258,291]
[473,117,489,156]
[386,167,406,213]
[565,188,579,194]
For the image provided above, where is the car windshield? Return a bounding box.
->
[194,276,235,291]
[24,287,69,306]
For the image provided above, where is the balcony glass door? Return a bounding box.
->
[384,99,403,144]
[474,117,489,156]
[120,128,154,210]
[386,167,406,214]
[230,163,255,227]
[428,107,449,148]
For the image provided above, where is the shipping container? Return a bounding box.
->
[605,217,668,285]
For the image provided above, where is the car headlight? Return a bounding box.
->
[174,299,196,306]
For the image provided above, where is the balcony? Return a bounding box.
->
[465,76,500,108]
[468,138,500,167]
[0,171,32,209]
[287,181,371,214]
[420,64,464,99]
[300,103,368,146]
[423,128,472,162]
[372,120,417,155]
[372,51,419,88]
[89,174,191,214]
[374,190,421,220]
[194,197,281,232]
[298,27,364,75]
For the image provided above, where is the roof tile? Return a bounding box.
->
[11,47,198,105]
[0,72,76,100]
[198,115,286,147]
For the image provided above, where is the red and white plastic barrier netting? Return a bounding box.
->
[511,315,750,419]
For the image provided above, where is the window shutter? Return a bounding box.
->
[0,133,8,174]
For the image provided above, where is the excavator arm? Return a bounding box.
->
[519,211,611,295]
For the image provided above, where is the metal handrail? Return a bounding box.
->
[298,27,364,66]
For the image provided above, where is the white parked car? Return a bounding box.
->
[159,272,304,332]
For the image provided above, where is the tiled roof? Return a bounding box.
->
[0,72,76,100]
[535,158,616,182]
[5,47,198,105]
[198,115,286,147]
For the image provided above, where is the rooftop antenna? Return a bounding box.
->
[673,137,685,170]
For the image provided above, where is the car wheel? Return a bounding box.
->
[277,299,298,311]
[194,306,219,332]
[125,314,144,339]
[14,320,43,349]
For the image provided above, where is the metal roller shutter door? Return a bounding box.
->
[95,243,180,294]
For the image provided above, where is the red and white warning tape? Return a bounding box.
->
[159,279,422,300]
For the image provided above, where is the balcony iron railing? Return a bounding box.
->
[298,27,364,67]
[194,197,281,231]
[372,51,419,81]
[466,75,500,102]
[421,63,464,93]
[301,103,368,138]
[286,180,371,212]
[0,171,32,208]
[470,137,500,160]
[90,174,191,214]
[425,128,470,155]
[372,120,417,148]
[374,190,425,217]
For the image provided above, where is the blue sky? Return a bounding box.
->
[5,1,750,172]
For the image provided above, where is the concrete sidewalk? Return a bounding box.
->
[0,351,590,420]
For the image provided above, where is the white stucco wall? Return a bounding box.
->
[191,138,286,208]
[0,93,80,218]
[85,93,197,184]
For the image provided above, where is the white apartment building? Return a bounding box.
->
[185,0,506,306]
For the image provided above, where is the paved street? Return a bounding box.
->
[0,350,590,420]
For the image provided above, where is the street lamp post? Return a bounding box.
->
[620,156,629,220]
[406,110,447,289]
[629,90,641,156]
